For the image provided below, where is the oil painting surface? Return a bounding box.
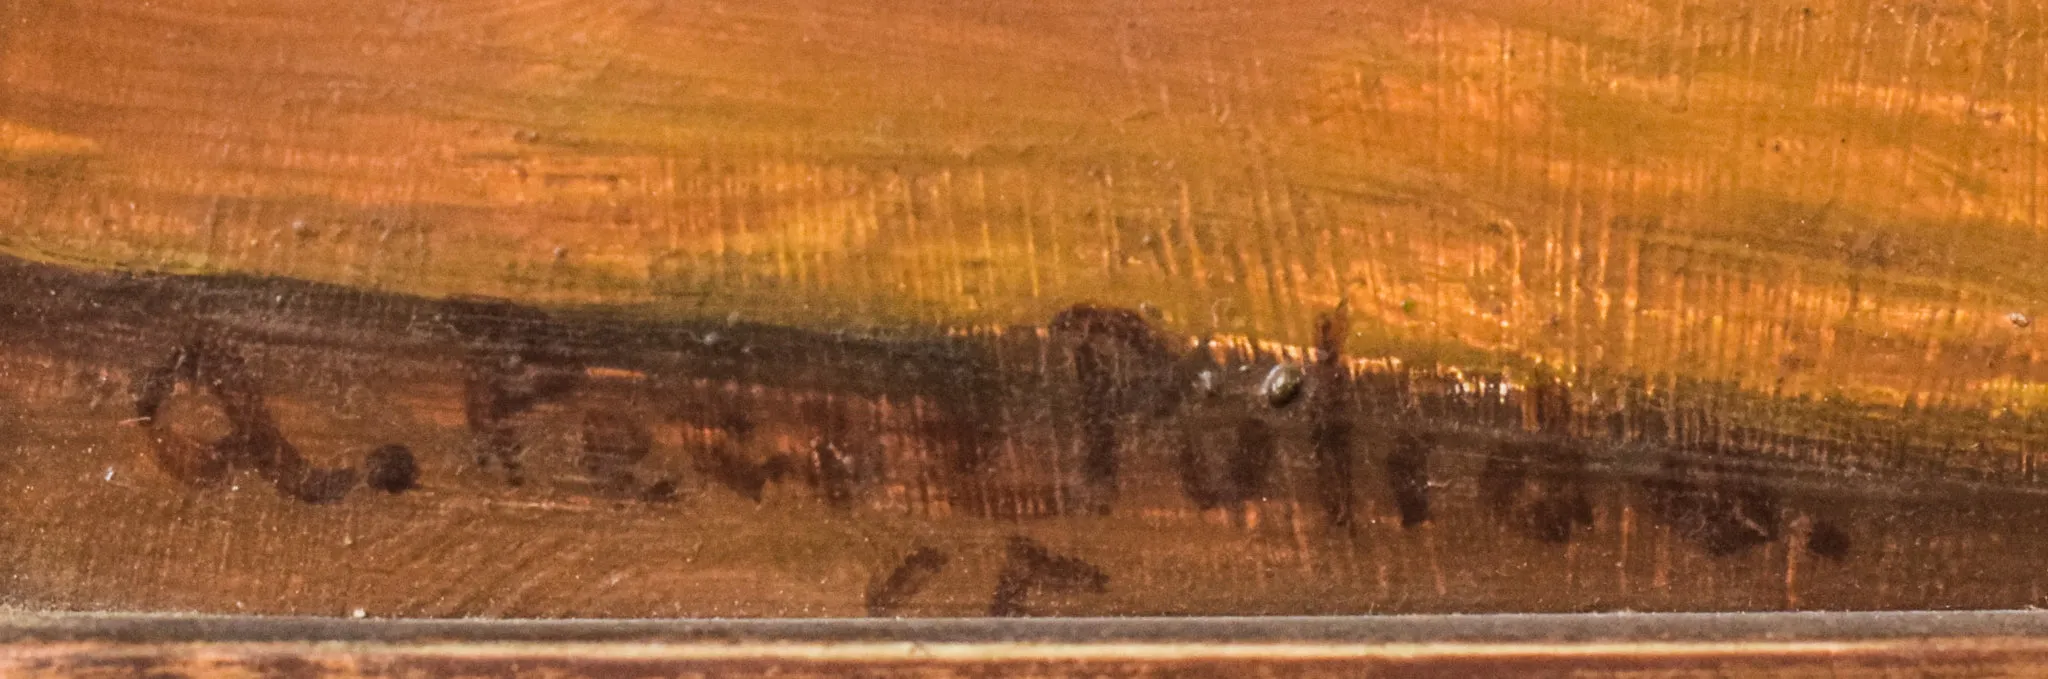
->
[1,0,2046,617]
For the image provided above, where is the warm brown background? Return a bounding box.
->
[5,0,2047,405]
[4,0,2048,620]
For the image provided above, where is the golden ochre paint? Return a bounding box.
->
[2,0,2044,407]
[3,0,2048,619]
